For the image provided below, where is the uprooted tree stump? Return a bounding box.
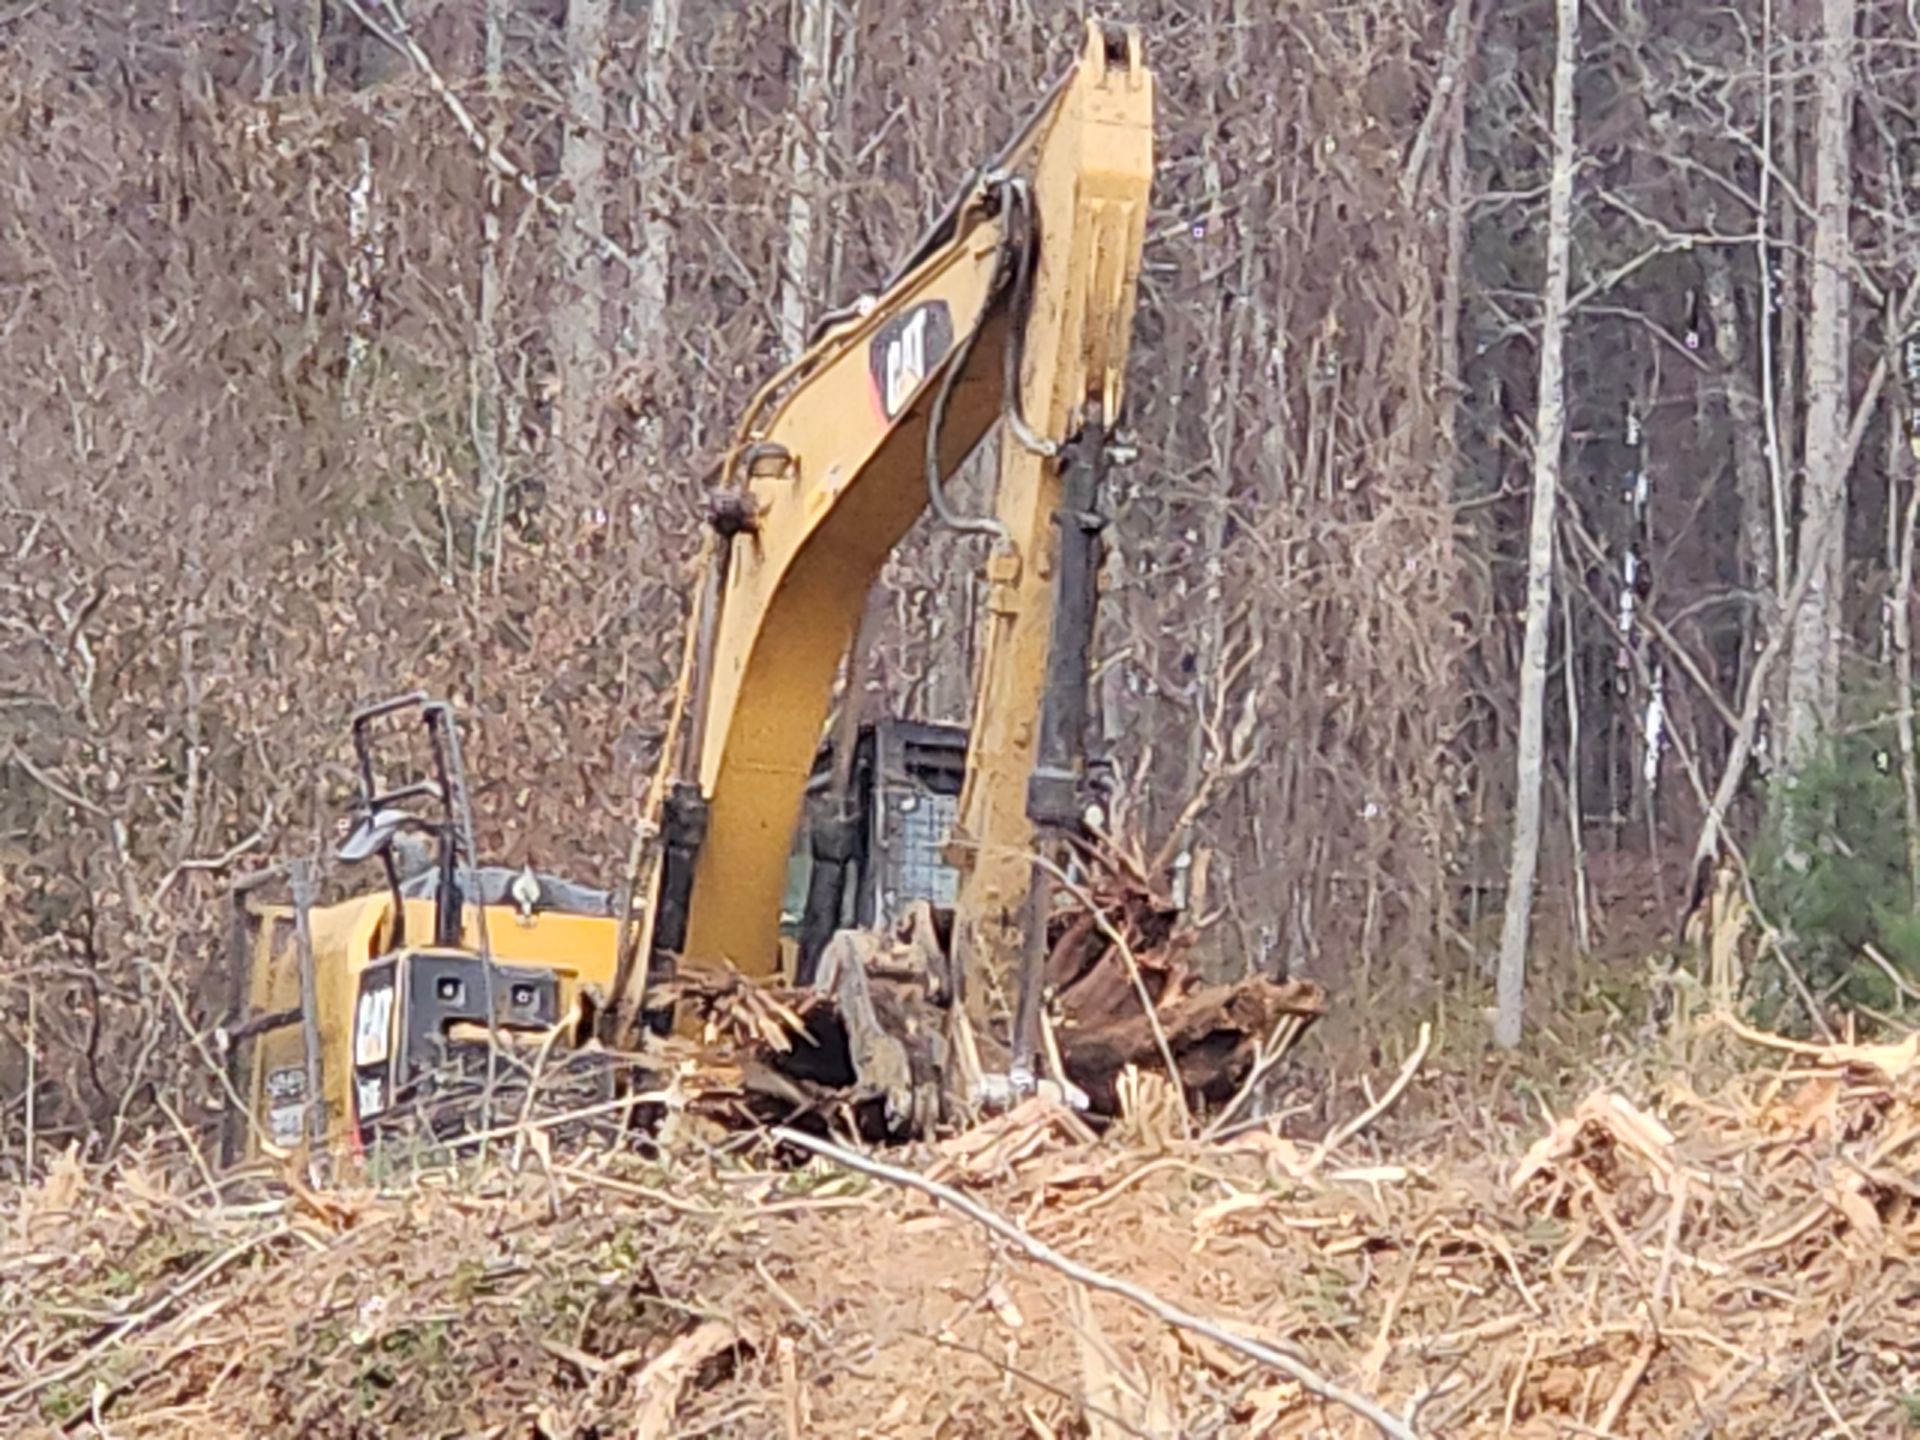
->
[1054,970,1324,1116]
[1033,862,1326,1114]
[670,844,1327,1135]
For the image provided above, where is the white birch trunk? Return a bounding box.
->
[344,136,379,401]
[780,0,834,359]
[553,0,611,503]
[1563,596,1592,955]
[1894,326,1920,900]
[1702,251,1778,667]
[1894,466,1920,905]
[307,0,325,96]
[1783,0,1855,774]
[1494,0,1579,1051]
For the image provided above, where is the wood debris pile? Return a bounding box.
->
[2,1016,1916,1438]
[660,848,1328,1137]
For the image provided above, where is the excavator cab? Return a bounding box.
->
[782,718,968,942]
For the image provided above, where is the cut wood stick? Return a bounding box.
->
[1308,1021,1432,1170]
[1501,1333,1539,1436]
[1595,1334,1657,1434]
[774,1127,1421,1440]
[1650,1175,1688,1328]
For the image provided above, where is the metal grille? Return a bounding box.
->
[884,787,959,915]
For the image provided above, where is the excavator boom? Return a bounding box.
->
[628,24,1154,1007]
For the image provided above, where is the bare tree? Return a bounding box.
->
[307,0,326,96]
[780,0,834,358]
[344,135,380,398]
[1495,0,1580,1051]
[1783,0,1856,774]
[553,0,611,504]
[1702,250,1778,675]
[472,0,508,590]
[626,0,679,373]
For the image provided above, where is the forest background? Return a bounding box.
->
[4,0,1920,1163]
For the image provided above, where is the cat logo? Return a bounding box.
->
[869,301,954,420]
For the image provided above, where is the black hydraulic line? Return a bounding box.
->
[797,589,885,986]
[925,177,1039,541]
[1011,406,1112,1084]
[1026,404,1109,832]
[643,781,709,1035]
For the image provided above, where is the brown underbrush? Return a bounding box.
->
[3,1012,1916,1439]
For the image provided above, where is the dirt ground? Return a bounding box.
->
[3,1008,1916,1439]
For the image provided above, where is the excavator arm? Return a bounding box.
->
[618,22,1153,1027]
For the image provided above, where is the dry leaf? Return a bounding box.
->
[631,1320,740,1439]
[1827,1181,1883,1243]
[1192,1189,1269,1252]
[1240,1380,1306,1435]
[1767,1076,1843,1140]
[986,1281,1026,1330]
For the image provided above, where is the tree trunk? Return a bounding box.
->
[1783,0,1855,774]
[1757,0,1790,628]
[255,0,279,101]
[1185,34,1249,832]
[627,0,678,370]
[1894,318,1920,901]
[472,0,507,591]
[553,0,611,505]
[780,0,834,359]
[1776,0,1803,592]
[307,0,326,97]
[344,135,378,402]
[824,0,861,303]
[1894,458,1920,905]
[1702,250,1778,682]
[1494,0,1579,1052]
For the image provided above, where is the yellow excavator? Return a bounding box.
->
[220,20,1154,1164]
